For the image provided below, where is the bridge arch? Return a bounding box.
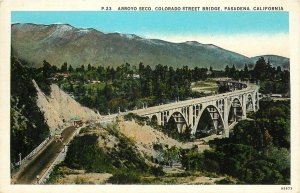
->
[229,97,243,108]
[150,115,158,124]
[228,97,243,126]
[246,93,254,111]
[193,104,225,138]
[166,111,188,133]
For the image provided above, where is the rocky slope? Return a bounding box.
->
[33,80,100,134]
[117,119,210,159]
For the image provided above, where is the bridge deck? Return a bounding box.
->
[130,83,258,116]
[97,82,258,120]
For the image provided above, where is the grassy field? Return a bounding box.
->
[192,79,217,88]
[191,80,218,94]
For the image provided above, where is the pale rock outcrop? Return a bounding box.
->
[33,80,100,135]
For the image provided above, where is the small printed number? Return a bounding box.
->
[281,187,292,190]
[101,7,112,11]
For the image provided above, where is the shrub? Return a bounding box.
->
[107,171,142,184]
[215,177,236,184]
[150,166,165,177]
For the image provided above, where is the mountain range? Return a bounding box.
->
[11,23,289,70]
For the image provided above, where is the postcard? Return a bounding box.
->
[0,0,299,193]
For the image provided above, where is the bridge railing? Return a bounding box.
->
[13,136,51,167]
[38,144,68,184]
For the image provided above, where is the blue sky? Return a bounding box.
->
[11,11,289,57]
[12,11,288,35]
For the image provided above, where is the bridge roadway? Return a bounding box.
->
[131,82,258,116]
[100,82,259,124]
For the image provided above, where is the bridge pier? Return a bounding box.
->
[223,97,229,137]
[242,94,247,119]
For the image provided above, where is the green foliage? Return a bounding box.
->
[64,134,115,173]
[184,101,290,184]
[61,62,68,72]
[253,57,268,80]
[251,57,289,94]
[150,166,165,177]
[181,147,205,171]
[46,163,66,183]
[222,57,289,91]
[124,113,148,125]
[10,57,50,163]
[255,101,290,149]
[245,160,285,184]
[264,146,290,174]
[107,170,142,184]
[231,120,265,150]
[159,146,181,167]
[47,56,289,115]
[54,63,210,114]
[63,127,163,184]
[225,101,290,150]
[260,80,289,94]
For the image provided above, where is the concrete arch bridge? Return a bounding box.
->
[130,81,260,138]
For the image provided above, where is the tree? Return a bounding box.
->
[42,60,52,78]
[263,128,273,147]
[11,57,50,162]
[229,64,237,79]
[253,57,267,80]
[87,63,92,71]
[146,80,153,96]
[225,65,230,77]
[61,62,68,72]
[243,64,249,79]
[68,64,74,72]
[76,65,85,73]
[276,66,282,73]
[265,146,290,172]
[103,83,113,101]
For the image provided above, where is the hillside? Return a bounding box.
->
[117,119,210,159]
[11,58,50,163]
[48,120,219,184]
[251,55,289,70]
[11,23,255,69]
[33,80,100,135]
[11,56,101,163]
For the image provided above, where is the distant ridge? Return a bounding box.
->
[11,23,289,69]
[251,55,289,70]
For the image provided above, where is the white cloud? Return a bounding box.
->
[144,33,289,58]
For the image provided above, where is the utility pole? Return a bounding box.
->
[36,175,40,184]
[19,153,22,165]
